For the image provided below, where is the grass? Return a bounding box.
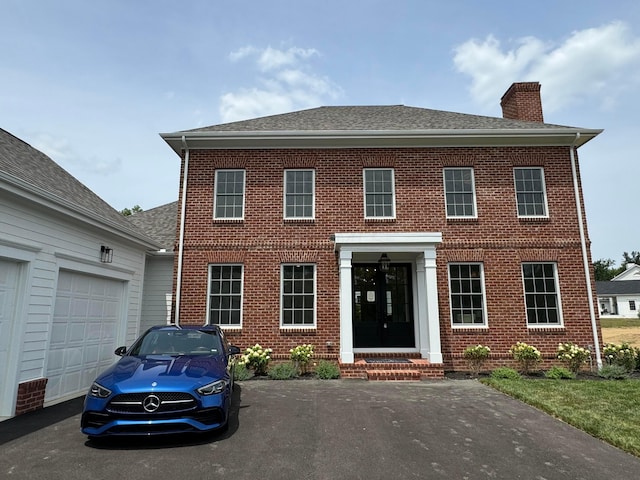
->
[482,377,640,457]
[601,317,640,328]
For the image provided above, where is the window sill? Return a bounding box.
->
[213,218,244,224]
[452,326,489,332]
[284,218,315,224]
[527,325,565,333]
[364,218,396,223]
[219,327,243,335]
[280,327,317,335]
[446,217,478,223]
[518,216,549,223]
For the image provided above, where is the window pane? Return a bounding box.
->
[282,264,315,326]
[285,170,314,218]
[514,168,546,217]
[522,262,560,325]
[444,168,475,217]
[209,264,243,326]
[364,169,394,218]
[215,170,245,219]
[449,264,485,325]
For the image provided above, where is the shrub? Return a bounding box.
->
[267,362,299,380]
[603,343,636,372]
[462,345,491,375]
[509,342,541,374]
[598,364,629,380]
[545,366,575,380]
[238,344,272,376]
[290,344,314,374]
[233,362,252,381]
[490,367,521,380]
[556,342,591,374]
[315,360,341,379]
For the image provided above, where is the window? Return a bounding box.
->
[448,263,486,326]
[364,168,395,218]
[514,167,547,217]
[281,264,316,327]
[630,300,637,311]
[284,169,314,219]
[522,263,562,325]
[214,170,245,219]
[208,265,243,326]
[444,168,476,217]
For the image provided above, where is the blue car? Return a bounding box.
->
[81,325,240,437]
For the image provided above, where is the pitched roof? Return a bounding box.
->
[596,280,640,296]
[127,201,178,251]
[0,128,158,247]
[181,105,570,133]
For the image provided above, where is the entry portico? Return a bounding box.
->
[333,232,443,364]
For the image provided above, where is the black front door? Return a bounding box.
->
[352,264,415,348]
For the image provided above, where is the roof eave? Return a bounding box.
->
[160,128,602,154]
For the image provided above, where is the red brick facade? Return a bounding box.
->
[173,144,602,371]
[15,378,48,415]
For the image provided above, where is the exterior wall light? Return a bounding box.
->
[378,253,390,272]
[100,245,113,263]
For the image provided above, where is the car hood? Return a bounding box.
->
[95,355,229,392]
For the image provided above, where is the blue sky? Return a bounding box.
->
[2,0,639,263]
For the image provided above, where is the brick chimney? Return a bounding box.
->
[500,82,544,122]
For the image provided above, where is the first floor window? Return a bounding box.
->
[281,264,316,326]
[449,263,486,325]
[208,264,243,326]
[522,263,562,325]
[630,300,637,311]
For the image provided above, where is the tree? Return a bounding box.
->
[621,251,640,268]
[120,205,143,216]
[593,258,622,281]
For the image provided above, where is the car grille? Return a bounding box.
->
[108,392,196,414]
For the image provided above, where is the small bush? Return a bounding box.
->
[603,343,636,372]
[238,344,272,376]
[233,363,252,381]
[491,367,521,380]
[598,364,629,380]
[556,342,591,374]
[545,366,575,380]
[509,342,541,374]
[315,360,340,379]
[462,344,491,375]
[290,344,314,374]
[267,362,299,380]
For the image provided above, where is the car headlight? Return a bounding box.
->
[197,379,228,396]
[89,382,112,398]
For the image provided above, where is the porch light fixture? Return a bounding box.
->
[100,245,113,263]
[378,253,390,272]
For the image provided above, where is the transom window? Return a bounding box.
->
[364,168,395,218]
[514,167,547,217]
[208,265,243,326]
[448,263,486,326]
[214,169,245,219]
[281,264,316,327]
[444,168,476,217]
[522,263,562,325]
[284,169,314,219]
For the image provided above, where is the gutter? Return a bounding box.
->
[570,133,602,369]
[174,136,189,327]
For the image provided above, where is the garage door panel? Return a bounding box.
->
[46,271,124,403]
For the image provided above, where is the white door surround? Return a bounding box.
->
[333,232,443,364]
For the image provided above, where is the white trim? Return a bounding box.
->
[206,264,244,328]
[283,169,315,220]
[363,168,396,220]
[448,262,487,327]
[521,262,564,327]
[280,263,317,328]
[514,167,549,218]
[213,169,246,221]
[443,167,478,219]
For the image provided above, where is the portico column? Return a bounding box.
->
[338,250,354,363]
[423,249,443,363]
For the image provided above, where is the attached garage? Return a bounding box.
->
[45,271,126,403]
[0,259,21,417]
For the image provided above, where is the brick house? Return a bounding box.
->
[160,82,603,378]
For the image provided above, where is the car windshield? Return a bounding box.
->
[130,330,223,356]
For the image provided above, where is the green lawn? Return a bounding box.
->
[601,317,640,328]
[483,378,640,457]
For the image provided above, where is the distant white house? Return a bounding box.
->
[596,264,640,318]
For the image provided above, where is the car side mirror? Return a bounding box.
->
[114,346,127,356]
[228,345,241,355]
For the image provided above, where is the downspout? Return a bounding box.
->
[570,132,602,369]
[174,135,190,327]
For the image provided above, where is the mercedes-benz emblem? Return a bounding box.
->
[143,394,161,413]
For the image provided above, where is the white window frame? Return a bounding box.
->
[443,167,477,218]
[363,168,396,219]
[514,167,549,218]
[521,262,564,327]
[280,263,317,328]
[283,169,315,220]
[448,263,487,327]
[206,264,244,328]
[214,169,246,220]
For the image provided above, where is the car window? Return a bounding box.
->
[130,330,222,356]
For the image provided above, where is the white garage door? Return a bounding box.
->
[0,259,20,416]
[46,270,124,403]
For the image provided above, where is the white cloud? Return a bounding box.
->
[220,45,341,123]
[454,21,640,113]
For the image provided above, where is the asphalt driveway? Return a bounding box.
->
[1,379,639,479]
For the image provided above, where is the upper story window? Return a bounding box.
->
[284,169,315,219]
[207,264,243,327]
[214,169,245,220]
[364,168,395,219]
[514,167,548,217]
[448,263,486,326]
[281,264,316,327]
[444,168,476,218]
[522,262,562,326]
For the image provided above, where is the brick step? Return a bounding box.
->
[339,358,445,380]
[366,369,422,381]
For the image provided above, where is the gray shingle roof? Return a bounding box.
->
[127,201,178,251]
[596,280,640,296]
[0,128,157,244]
[180,105,573,133]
